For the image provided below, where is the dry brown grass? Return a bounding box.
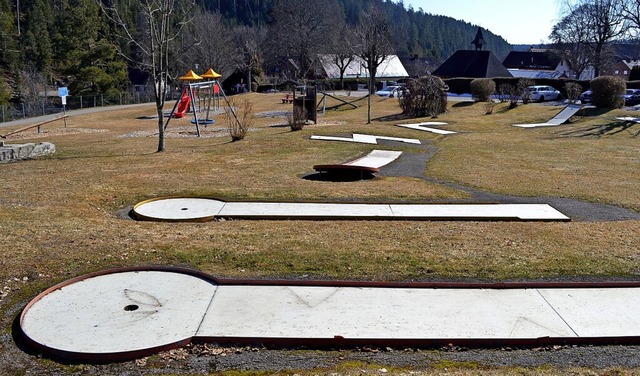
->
[1,94,638,283]
[1,93,639,372]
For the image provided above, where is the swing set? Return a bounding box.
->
[164,68,241,137]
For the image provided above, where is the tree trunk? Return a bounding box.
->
[156,103,165,152]
[367,92,371,124]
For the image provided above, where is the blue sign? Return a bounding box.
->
[58,87,68,97]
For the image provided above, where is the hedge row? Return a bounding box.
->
[444,78,592,97]
[256,77,640,95]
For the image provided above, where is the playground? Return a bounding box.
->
[1,89,640,373]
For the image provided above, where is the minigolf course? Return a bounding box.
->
[513,103,583,128]
[19,266,640,361]
[131,197,570,222]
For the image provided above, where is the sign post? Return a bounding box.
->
[58,87,68,127]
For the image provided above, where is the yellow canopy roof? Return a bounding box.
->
[179,70,203,81]
[201,68,222,79]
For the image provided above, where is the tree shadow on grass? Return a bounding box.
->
[451,101,476,108]
[372,112,410,122]
[555,120,640,138]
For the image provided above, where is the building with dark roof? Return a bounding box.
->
[432,50,512,78]
[432,27,512,79]
[502,49,571,79]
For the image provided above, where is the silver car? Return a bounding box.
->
[527,85,561,102]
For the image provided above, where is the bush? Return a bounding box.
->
[470,78,495,102]
[591,76,625,109]
[224,97,253,141]
[288,105,307,131]
[517,78,535,104]
[399,75,448,118]
[564,82,583,103]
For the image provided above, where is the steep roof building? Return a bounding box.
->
[432,28,512,78]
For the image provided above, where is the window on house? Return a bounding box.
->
[615,70,619,74]
[624,70,628,75]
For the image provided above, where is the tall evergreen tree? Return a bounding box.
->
[21,0,53,73]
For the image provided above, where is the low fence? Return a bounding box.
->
[0,90,180,123]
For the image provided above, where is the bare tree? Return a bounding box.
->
[354,5,394,123]
[330,24,357,90]
[233,25,266,92]
[268,0,343,79]
[554,0,628,77]
[99,0,195,152]
[549,6,593,79]
[621,0,640,39]
[182,11,237,79]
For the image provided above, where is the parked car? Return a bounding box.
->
[526,85,561,102]
[375,85,404,98]
[579,90,592,103]
[621,89,640,106]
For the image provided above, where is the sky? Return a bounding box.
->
[402,0,564,45]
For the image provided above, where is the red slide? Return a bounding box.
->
[173,91,191,118]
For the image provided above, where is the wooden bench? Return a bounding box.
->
[281,94,294,103]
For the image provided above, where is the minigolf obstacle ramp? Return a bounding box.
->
[19,266,640,362]
[513,103,583,128]
[131,197,570,222]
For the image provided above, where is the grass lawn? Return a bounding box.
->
[1,92,639,374]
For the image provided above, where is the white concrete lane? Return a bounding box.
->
[199,286,575,339]
[396,123,457,135]
[132,198,570,222]
[21,271,217,355]
[133,198,226,221]
[20,269,640,360]
[310,134,421,145]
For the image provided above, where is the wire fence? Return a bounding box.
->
[0,90,179,123]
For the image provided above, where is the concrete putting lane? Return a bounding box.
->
[132,198,570,222]
[19,267,640,362]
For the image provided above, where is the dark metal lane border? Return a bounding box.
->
[19,265,640,362]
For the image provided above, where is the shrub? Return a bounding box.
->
[497,83,512,103]
[399,75,448,118]
[517,78,535,104]
[288,105,307,131]
[591,76,625,109]
[564,82,583,103]
[484,101,496,115]
[498,83,520,109]
[470,78,495,102]
[224,97,253,141]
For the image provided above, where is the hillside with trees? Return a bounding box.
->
[0,0,512,119]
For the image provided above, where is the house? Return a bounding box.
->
[432,28,512,79]
[313,55,409,80]
[398,54,439,77]
[502,49,571,79]
[601,60,640,81]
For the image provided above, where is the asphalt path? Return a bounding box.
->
[0,102,155,129]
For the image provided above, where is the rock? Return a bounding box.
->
[0,142,55,163]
